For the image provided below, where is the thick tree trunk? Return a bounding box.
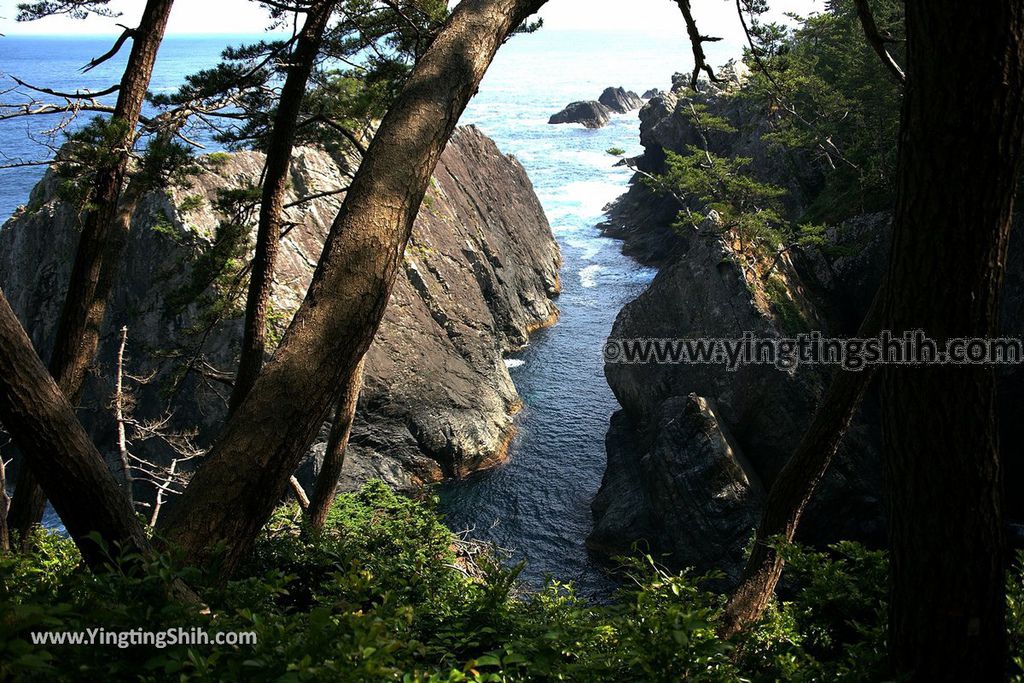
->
[229,0,337,413]
[881,2,1024,679]
[0,291,151,567]
[7,0,175,542]
[307,358,364,531]
[719,290,883,637]
[157,0,547,577]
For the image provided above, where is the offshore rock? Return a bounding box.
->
[548,100,612,129]
[598,87,644,114]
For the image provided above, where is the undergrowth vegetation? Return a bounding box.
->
[1,482,1021,681]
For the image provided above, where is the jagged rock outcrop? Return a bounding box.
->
[641,89,661,100]
[590,215,886,577]
[598,87,643,114]
[590,393,763,583]
[549,86,644,129]
[591,69,1024,577]
[601,67,805,265]
[0,125,561,495]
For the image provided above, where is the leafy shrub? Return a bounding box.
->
[2,485,1023,681]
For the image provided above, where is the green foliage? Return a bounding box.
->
[765,277,809,334]
[605,147,626,157]
[16,0,116,21]
[646,1,902,271]
[135,135,200,192]
[5,485,1023,681]
[739,0,904,222]
[148,206,179,244]
[654,147,787,251]
[153,1,452,157]
[52,116,133,214]
[168,185,260,323]
[177,194,206,215]
[204,152,232,168]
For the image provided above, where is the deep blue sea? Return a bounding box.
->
[0,30,728,595]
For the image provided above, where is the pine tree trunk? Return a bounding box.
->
[157,0,548,577]
[307,358,364,531]
[720,290,883,636]
[229,0,337,413]
[882,2,1024,678]
[0,291,150,567]
[7,0,175,542]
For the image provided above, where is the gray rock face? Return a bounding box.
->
[548,100,612,129]
[641,89,661,100]
[592,221,886,579]
[589,393,762,582]
[598,87,643,114]
[592,68,1024,577]
[0,125,561,495]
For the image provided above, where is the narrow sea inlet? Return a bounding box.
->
[0,29,686,594]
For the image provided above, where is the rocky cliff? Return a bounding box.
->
[590,73,1024,579]
[0,125,561,495]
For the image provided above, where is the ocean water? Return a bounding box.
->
[0,29,708,594]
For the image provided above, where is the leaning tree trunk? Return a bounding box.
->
[307,358,364,531]
[0,290,151,567]
[7,0,176,543]
[881,1,1024,679]
[157,0,548,577]
[229,0,337,413]
[719,290,884,636]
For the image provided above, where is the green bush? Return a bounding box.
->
[3,484,1023,681]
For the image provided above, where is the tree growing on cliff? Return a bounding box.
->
[737,0,904,222]
[635,98,824,286]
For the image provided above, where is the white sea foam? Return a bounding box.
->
[579,264,603,288]
[504,359,526,369]
[566,237,602,260]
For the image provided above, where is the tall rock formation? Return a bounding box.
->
[591,72,1023,579]
[0,125,561,496]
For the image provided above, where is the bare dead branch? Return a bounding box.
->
[674,0,726,89]
[83,25,136,73]
[8,75,120,100]
[0,454,9,553]
[283,186,350,210]
[289,476,310,511]
[113,325,133,507]
[298,114,368,156]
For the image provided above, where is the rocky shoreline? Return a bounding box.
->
[589,72,1024,579]
[0,125,561,496]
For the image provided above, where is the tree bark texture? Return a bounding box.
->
[157,0,547,577]
[882,2,1024,678]
[7,0,176,541]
